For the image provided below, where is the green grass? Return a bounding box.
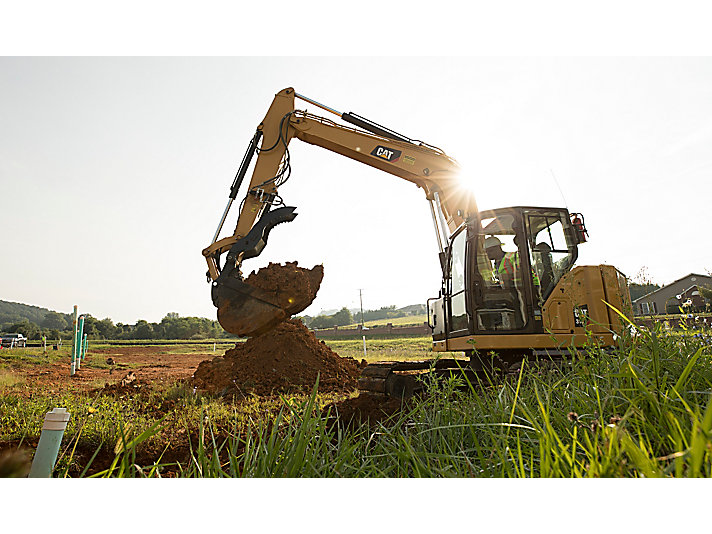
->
[323,336,458,363]
[343,314,429,328]
[160,343,240,355]
[0,371,25,388]
[0,346,68,369]
[642,312,712,320]
[180,325,712,478]
[2,326,711,477]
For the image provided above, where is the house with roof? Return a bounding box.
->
[633,273,712,316]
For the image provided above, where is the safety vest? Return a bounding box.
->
[497,251,519,279]
[497,251,540,287]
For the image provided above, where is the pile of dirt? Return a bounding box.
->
[217,262,323,337]
[191,319,366,397]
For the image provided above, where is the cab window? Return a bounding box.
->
[448,228,469,332]
[474,214,527,330]
[526,212,577,302]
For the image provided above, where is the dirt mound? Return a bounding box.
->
[217,262,323,337]
[191,319,365,396]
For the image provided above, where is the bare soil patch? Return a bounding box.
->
[4,345,213,398]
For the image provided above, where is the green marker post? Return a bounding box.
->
[70,306,78,376]
[75,316,85,371]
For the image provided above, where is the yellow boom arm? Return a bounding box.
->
[203,87,478,281]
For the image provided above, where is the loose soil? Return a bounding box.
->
[191,318,367,397]
[245,262,323,317]
[217,262,323,337]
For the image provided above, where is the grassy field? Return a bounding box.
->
[349,314,429,327]
[326,336,450,362]
[1,325,711,478]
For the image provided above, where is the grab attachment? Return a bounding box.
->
[225,205,297,264]
[211,206,299,336]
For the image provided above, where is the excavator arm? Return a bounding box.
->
[203,87,478,336]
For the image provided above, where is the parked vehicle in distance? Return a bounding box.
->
[1,333,27,347]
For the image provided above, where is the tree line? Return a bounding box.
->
[1,299,428,341]
[1,312,237,341]
[300,304,426,330]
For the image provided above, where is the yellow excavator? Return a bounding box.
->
[203,88,632,396]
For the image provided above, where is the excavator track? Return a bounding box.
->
[358,359,484,398]
[357,351,578,398]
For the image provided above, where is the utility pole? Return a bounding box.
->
[359,289,365,328]
[359,289,366,359]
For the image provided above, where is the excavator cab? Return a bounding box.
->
[429,206,581,344]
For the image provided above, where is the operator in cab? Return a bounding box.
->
[484,236,521,288]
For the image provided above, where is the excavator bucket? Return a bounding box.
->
[214,278,288,337]
[210,206,325,336]
[213,263,323,337]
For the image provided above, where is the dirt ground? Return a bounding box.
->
[5,343,391,410]
[5,341,407,426]
[1,341,410,476]
[6,345,215,397]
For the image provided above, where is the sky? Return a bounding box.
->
[2,56,712,323]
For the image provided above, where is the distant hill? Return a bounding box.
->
[316,304,427,317]
[0,300,71,329]
[398,304,427,315]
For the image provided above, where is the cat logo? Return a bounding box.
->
[371,145,402,162]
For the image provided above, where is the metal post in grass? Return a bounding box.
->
[79,331,85,361]
[359,289,367,358]
[82,334,88,361]
[28,408,71,478]
[70,306,78,376]
[75,315,85,371]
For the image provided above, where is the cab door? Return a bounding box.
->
[470,210,530,332]
[446,225,471,338]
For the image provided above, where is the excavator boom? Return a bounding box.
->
[204,88,478,336]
